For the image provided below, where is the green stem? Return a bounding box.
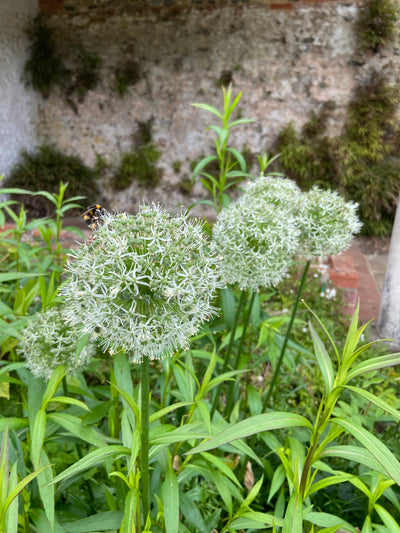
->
[262,260,311,411]
[141,356,150,524]
[210,289,246,418]
[224,289,256,418]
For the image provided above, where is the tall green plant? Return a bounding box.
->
[189,303,400,532]
[191,86,254,213]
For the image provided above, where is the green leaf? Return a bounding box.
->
[187,413,312,454]
[2,465,49,519]
[283,492,303,533]
[229,511,283,529]
[347,352,400,381]
[226,147,246,171]
[179,492,208,533]
[51,445,130,485]
[304,510,357,532]
[268,464,287,503]
[343,385,400,421]
[49,396,89,411]
[320,445,384,475]
[149,402,192,424]
[161,464,179,533]
[62,511,124,532]
[191,156,219,180]
[333,418,400,485]
[0,272,43,282]
[31,408,46,469]
[200,452,241,487]
[191,102,223,120]
[47,412,106,447]
[309,321,334,395]
[374,504,400,532]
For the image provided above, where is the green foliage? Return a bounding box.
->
[275,73,400,236]
[112,121,162,189]
[23,16,69,98]
[24,17,102,102]
[67,49,102,102]
[114,61,140,97]
[191,86,255,213]
[356,0,399,52]
[6,145,99,218]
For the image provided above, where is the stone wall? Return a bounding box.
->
[9,1,400,216]
[0,0,39,179]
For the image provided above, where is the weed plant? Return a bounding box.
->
[6,146,99,218]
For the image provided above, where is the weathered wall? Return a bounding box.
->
[0,0,39,178]
[10,1,400,215]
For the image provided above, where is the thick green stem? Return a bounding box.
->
[141,356,150,524]
[210,289,246,418]
[262,260,311,410]
[225,289,256,418]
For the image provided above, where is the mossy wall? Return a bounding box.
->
[3,0,400,220]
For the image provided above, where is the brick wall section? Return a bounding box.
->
[38,0,360,16]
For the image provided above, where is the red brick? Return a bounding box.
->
[270,3,293,8]
[329,270,358,289]
[38,0,64,15]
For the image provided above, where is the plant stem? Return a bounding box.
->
[262,260,311,410]
[224,289,256,418]
[210,289,246,418]
[141,355,150,524]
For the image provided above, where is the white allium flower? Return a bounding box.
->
[18,306,96,380]
[212,176,301,290]
[298,186,362,259]
[60,204,223,362]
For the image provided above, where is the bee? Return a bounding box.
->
[82,204,106,230]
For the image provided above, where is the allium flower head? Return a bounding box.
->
[60,204,222,362]
[298,186,362,259]
[212,176,301,290]
[17,306,96,380]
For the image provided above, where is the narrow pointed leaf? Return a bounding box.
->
[161,465,179,533]
[347,352,400,381]
[283,492,303,533]
[191,102,223,119]
[343,385,400,421]
[333,418,400,485]
[187,413,312,455]
[309,321,334,395]
[62,511,124,532]
[51,446,130,485]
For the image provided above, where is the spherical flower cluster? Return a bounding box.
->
[298,186,362,260]
[17,306,96,380]
[60,205,223,362]
[212,176,301,290]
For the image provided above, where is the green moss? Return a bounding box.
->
[356,0,398,52]
[68,50,102,101]
[24,16,70,98]
[216,70,233,88]
[7,145,99,218]
[179,176,194,195]
[24,18,101,102]
[274,74,400,236]
[172,160,182,173]
[112,121,162,189]
[114,61,140,97]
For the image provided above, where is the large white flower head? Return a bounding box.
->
[298,186,362,259]
[212,175,301,290]
[17,306,96,380]
[60,204,223,362]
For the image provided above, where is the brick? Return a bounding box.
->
[270,2,293,8]
[39,0,65,14]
